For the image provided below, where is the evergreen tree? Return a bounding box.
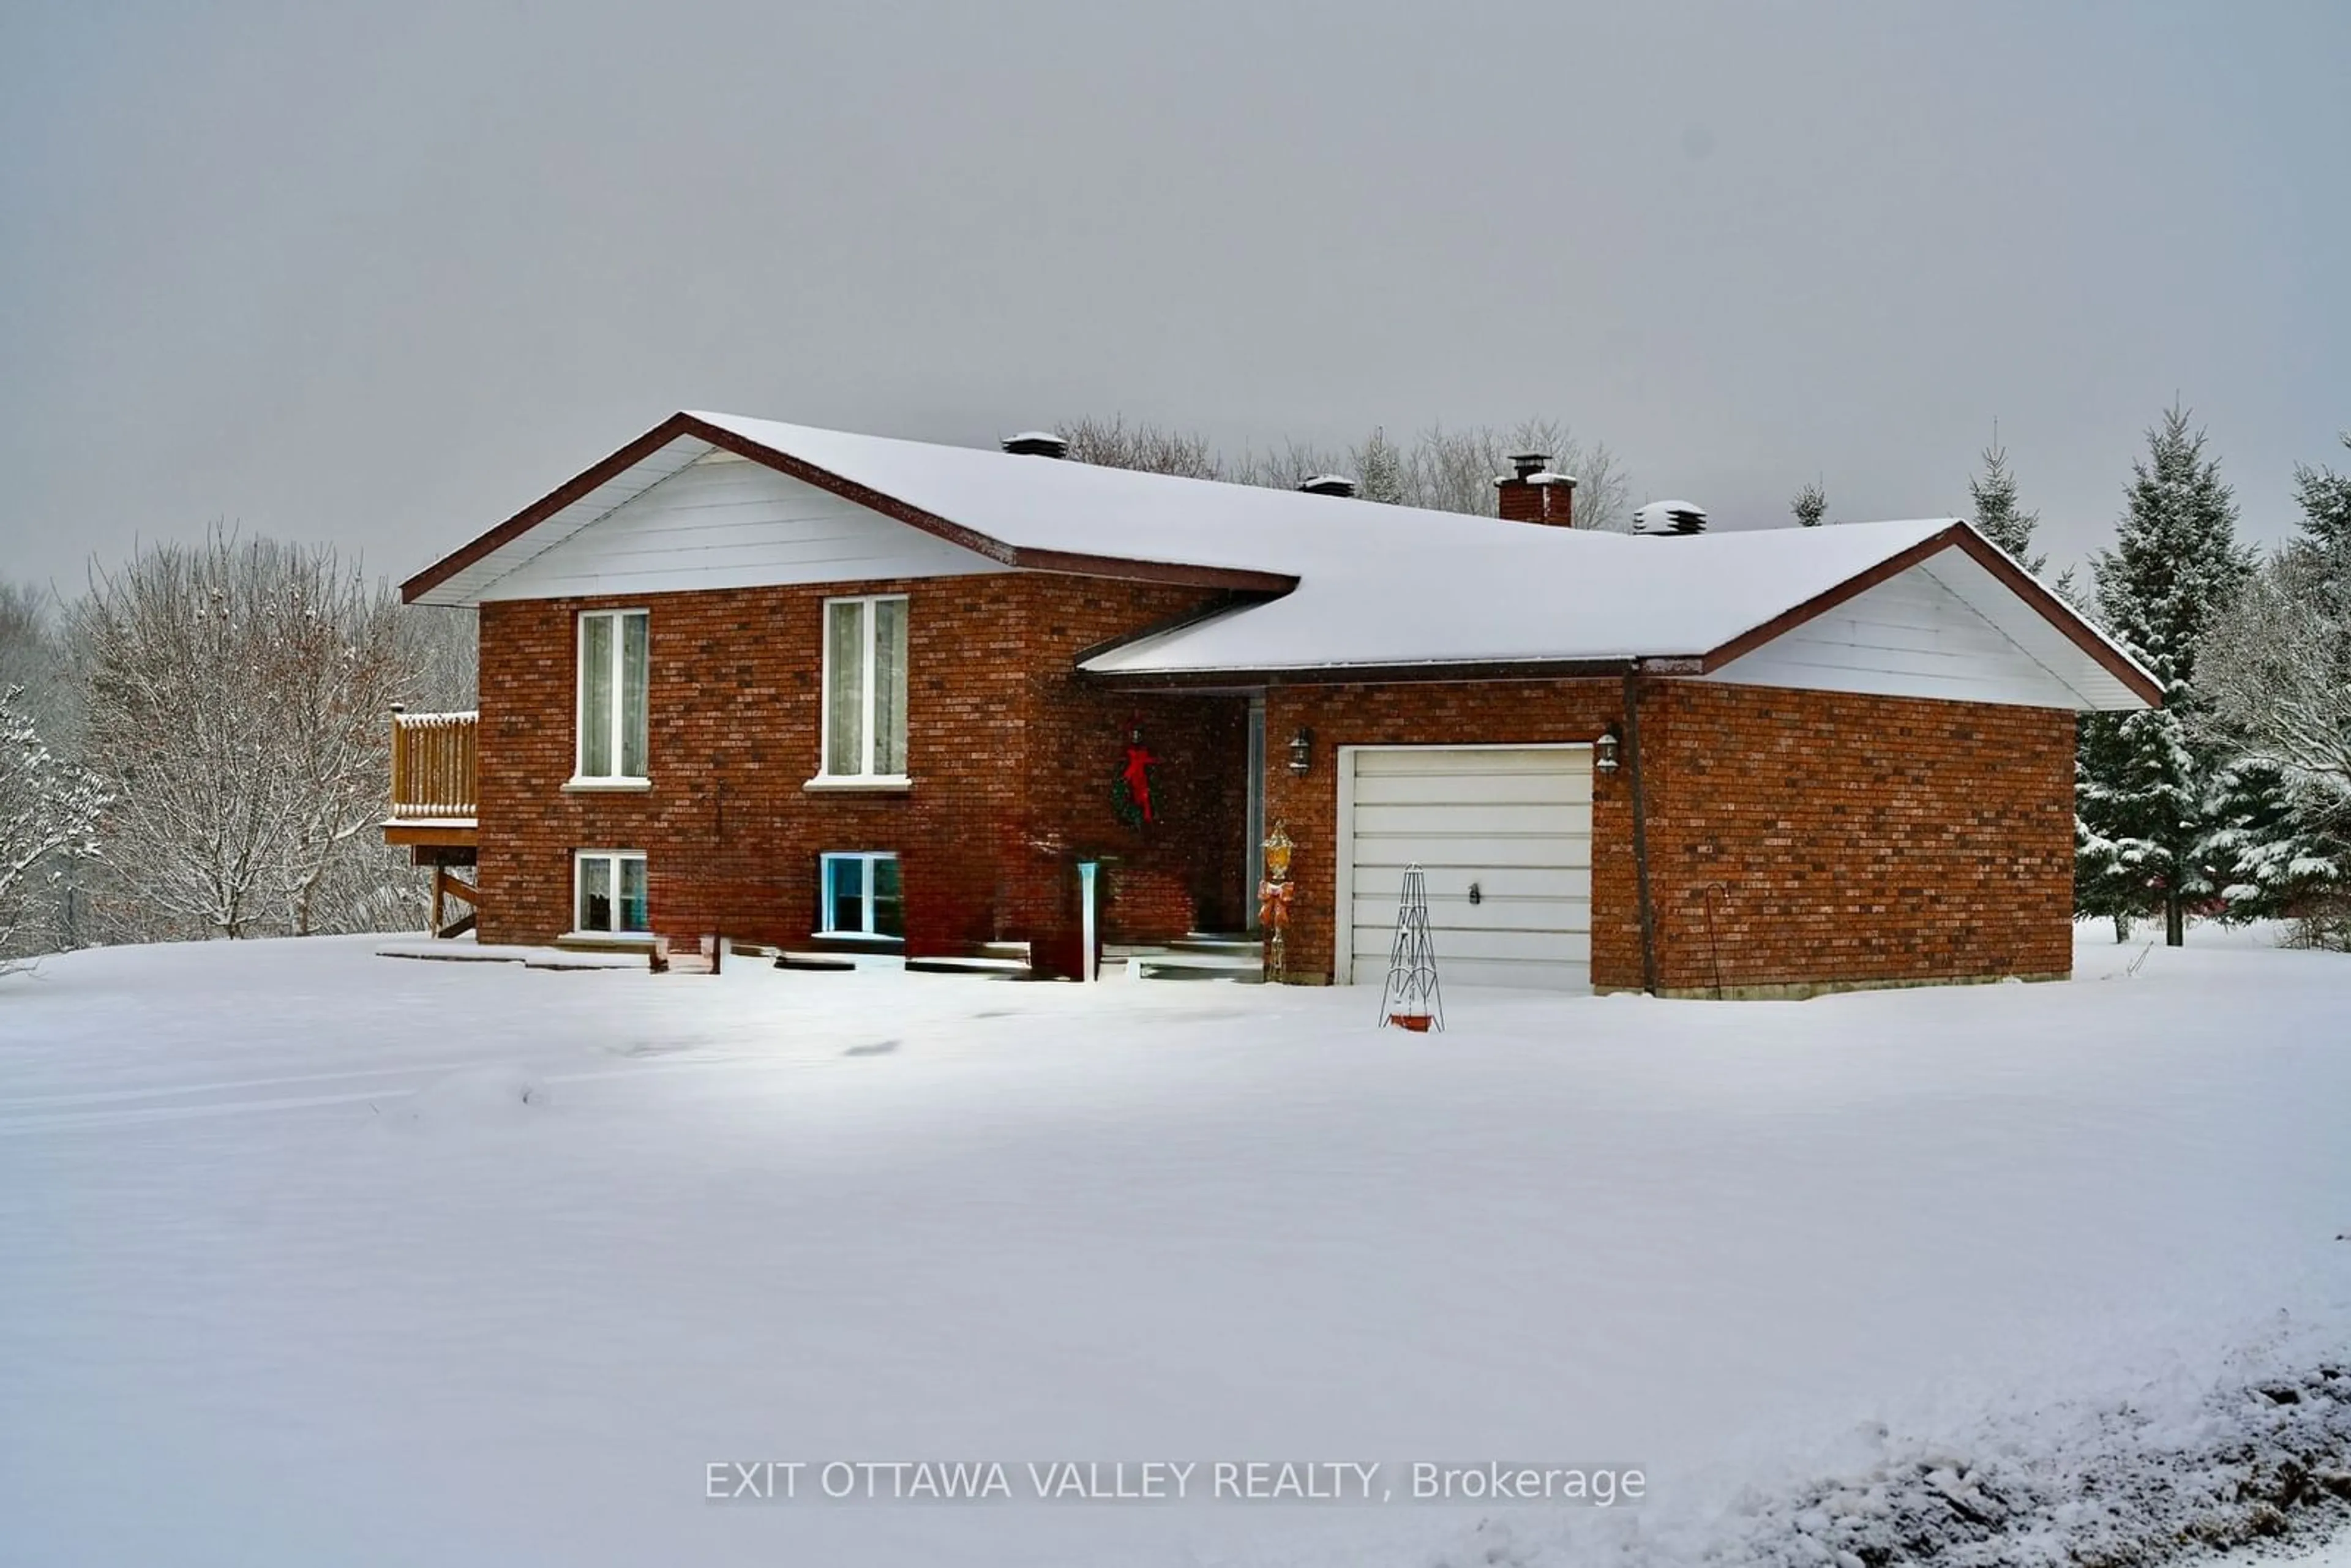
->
[2074,405,2255,945]
[2293,432,2351,552]
[2202,753,2344,928]
[1353,426,1408,506]
[1967,441,2046,575]
[1791,480,1828,528]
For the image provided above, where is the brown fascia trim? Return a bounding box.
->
[401,412,706,602]
[1011,547,1295,593]
[401,411,1296,604]
[1070,591,1282,669]
[1082,657,1641,691]
[1695,522,2165,709]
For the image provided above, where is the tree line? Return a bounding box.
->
[1060,415,1636,531]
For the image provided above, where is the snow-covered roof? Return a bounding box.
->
[686,411,1456,582]
[402,411,2159,710]
[1079,517,2001,673]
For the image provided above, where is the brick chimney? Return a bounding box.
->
[1495,452,1578,527]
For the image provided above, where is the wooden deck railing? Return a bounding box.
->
[389,709,479,820]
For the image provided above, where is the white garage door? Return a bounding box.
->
[1338,745,1594,991]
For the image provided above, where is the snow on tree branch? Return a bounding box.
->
[0,683,107,969]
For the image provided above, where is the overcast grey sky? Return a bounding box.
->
[2,1,2344,593]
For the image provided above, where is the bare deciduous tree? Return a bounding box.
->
[1059,414,1632,529]
[1387,419,1631,530]
[2201,543,2351,812]
[1060,416,1223,480]
[0,582,66,730]
[69,533,424,940]
[400,605,478,713]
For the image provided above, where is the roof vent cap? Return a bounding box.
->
[1634,499,1710,536]
[1509,451,1552,479]
[1002,430,1069,459]
[1297,474,1358,498]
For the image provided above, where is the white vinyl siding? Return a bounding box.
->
[576,610,648,781]
[574,850,649,936]
[1337,746,1594,992]
[820,596,908,780]
[1704,558,2108,708]
[473,449,1000,602]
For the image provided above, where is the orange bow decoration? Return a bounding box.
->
[1257,878,1292,930]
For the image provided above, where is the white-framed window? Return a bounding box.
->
[817,852,902,939]
[819,595,908,780]
[576,609,650,782]
[574,850,649,936]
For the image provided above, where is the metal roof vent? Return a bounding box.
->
[1297,474,1358,498]
[1633,499,1710,536]
[1001,430,1069,459]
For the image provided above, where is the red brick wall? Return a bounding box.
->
[1638,682,2075,992]
[1259,678,2075,992]
[473,574,1245,961]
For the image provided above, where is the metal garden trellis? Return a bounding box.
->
[1378,863,1444,1032]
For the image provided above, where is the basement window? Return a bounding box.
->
[817,596,908,782]
[574,850,650,936]
[817,852,903,940]
[574,609,650,784]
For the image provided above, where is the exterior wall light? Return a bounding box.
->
[1595,727,1621,773]
[1261,820,1295,883]
[1288,727,1314,776]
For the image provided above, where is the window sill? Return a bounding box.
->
[563,776,653,793]
[811,931,905,945]
[802,776,912,795]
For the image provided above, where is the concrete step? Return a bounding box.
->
[1170,932,1262,957]
[1134,951,1265,983]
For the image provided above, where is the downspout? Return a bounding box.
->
[1622,666,1660,996]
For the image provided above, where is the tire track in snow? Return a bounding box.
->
[0,1060,498,1111]
[0,1056,773,1136]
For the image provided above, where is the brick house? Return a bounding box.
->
[387,410,2157,997]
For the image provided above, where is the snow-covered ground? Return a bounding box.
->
[2,926,2348,1567]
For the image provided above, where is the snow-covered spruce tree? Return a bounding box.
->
[2200,753,2347,942]
[1,685,107,970]
[2074,405,2256,945]
[1967,441,2047,575]
[1352,426,1408,505]
[1791,481,1828,528]
[2198,433,2351,945]
[2295,432,2351,550]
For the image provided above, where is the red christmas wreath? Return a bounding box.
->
[1112,718,1159,828]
